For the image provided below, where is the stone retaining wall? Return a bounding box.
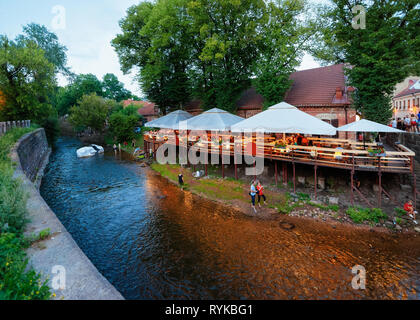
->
[10,129,124,300]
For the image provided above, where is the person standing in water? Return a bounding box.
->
[250,181,257,213]
[256,181,267,207]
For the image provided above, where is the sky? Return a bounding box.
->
[0,0,323,97]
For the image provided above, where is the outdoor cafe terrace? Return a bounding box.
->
[143,130,415,175]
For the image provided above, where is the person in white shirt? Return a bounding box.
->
[391,118,397,128]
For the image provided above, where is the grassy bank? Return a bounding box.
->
[150,162,398,228]
[0,127,51,300]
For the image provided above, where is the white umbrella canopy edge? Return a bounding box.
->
[185,107,244,131]
[337,119,404,133]
[144,110,193,129]
[231,102,337,135]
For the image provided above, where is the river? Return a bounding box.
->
[40,137,420,299]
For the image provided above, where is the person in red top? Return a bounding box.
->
[403,199,417,222]
[256,181,267,207]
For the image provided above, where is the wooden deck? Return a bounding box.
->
[143,132,415,174]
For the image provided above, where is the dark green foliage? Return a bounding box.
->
[69,93,111,132]
[112,0,313,113]
[109,112,140,142]
[311,0,420,124]
[38,116,60,145]
[346,207,387,224]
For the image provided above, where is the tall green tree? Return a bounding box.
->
[56,73,103,115]
[102,73,132,101]
[68,93,111,132]
[311,0,420,124]
[16,23,71,77]
[253,0,313,109]
[112,0,192,114]
[0,36,56,121]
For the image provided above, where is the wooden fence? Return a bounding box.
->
[0,120,31,136]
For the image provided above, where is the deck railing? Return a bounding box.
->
[0,120,31,136]
[144,132,415,174]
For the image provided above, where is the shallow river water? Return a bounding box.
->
[40,137,420,299]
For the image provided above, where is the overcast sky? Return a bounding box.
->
[0,0,323,97]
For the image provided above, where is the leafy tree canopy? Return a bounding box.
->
[310,0,420,123]
[0,36,56,121]
[112,0,315,114]
[16,23,71,77]
[68,93,111,132]
[102,73,133,101]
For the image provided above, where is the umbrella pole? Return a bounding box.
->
[363,132,366,150]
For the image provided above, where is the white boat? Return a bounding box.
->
[76,144,104,158]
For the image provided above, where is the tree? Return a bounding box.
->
[102,73,132,101]
[109,112,141,142]
[0,36,55,121]
[113,0,317,113]
[253,0,313,109]
[69,93,111,132]
[310,0,420,124]
[16,23,71,77]
[112,0,192,114]
[56,74,103,115]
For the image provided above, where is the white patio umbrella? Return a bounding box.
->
[185,108,244,131]
[144,110,193,129]
[231,102,337,135]
[337,119,404,149]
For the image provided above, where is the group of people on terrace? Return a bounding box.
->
[391,112,420,132]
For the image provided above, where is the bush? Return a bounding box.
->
[346,207,387,224]
[0,127,51,300]
[109,112,140,142]
[0,233,50,300]
[38,116,60,145]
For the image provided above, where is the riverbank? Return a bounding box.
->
[148,162,420,234]
[9,129,124,300]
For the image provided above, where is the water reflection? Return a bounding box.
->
[40,137,420,300]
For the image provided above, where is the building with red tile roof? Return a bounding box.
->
[122,99,158,122]
[392,79,420,119]
[185,64,356,137]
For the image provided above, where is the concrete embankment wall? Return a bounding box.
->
[11,129,123,300]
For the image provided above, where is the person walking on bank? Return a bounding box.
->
[178,173,184,186]
[256,181,267,208]
[250,181,257,213]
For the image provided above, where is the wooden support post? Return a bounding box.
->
[293,162,296,193]
[378,157,382,208]
[351,170,354,206]
[254,160,256,181]
[412,157,416,210]
[221,155,224,178]
[314,165,318,200]
[275,161,278,186]
[205,163,208,176]
[235,163,238,180]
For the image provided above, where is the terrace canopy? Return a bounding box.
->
[231,102,337,135]
[337,119,403,133]
[144,110,193,129]
[337,119,404,149]
[185,108,244,131]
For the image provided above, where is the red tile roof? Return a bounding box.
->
[394,81,420,99]
[122,100,157,116]
[236,64,352,111]
[284,63,351,107]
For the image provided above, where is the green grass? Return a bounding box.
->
[150,163,180,182]
[394,208,406,217]
[0,127,51,300]
[345,207,387,224]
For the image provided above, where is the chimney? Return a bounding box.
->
[335,87,343,99]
